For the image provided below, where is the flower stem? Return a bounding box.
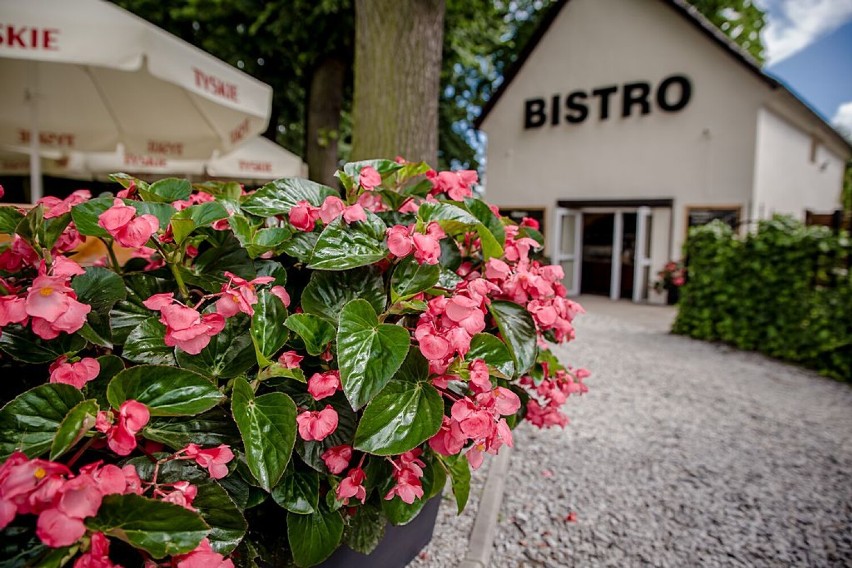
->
[66,436,97,469]
[100,237,122,274]
[169,261,190,302]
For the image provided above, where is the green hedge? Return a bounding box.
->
[673,217,852,381]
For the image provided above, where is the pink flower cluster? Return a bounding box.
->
[358,165,382,191]
[289,196,366,232]
[386,222,445,265]
[143,293,226,355]
[49,356,100,389]
[180,444,235,480]
[95,400,150,456]
[321,445,352,475]
[296,405,338,442]
[335,467,366,505]
[384,449,425,504]
[426,169,477,201]
[307,370,341,400]
[215,271,277,318]
[0,453,142,548]
[98,198,160,249]
[521,365,589,428]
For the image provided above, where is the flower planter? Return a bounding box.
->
[667,287,680,305]
[318,495,441,568]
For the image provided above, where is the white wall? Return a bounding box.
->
[752,107,845,219]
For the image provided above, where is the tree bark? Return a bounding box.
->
[306,57,346,185]
[351,0,445,166]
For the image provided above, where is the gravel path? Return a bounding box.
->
[493,298,852,567]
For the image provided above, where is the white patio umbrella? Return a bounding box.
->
[0,146,90,180]
[0,0,273,201]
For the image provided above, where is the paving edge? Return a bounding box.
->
[458,445,513,567]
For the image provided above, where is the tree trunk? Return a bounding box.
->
[351,0,445,165]
[306,57,346,185]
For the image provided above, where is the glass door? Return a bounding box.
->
[554,207,583,296]
[632,206,652,302]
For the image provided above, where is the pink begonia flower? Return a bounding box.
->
[78,462,142,496]
[25,272,91,340]
[342,203,366,223]
[278,350,303,368]
[73,532,116,568]
[49,357,100,389]
[318,196,345,224]
[98,198,160,248]
[38,189,91,219]
[142,292,174,311]
[36,506,87,547]
[451,398,495,440]
[296,405,338,441]
[357,191,387,213]
[0,236,39,272]
[182,444,235,479]
[321,445,352,475]
[412,232,441,265]
[270,285,291,307]
[335,467,366,505]
[0,295,28,327]
[415,330,451,361]
[144,295,226,355]
[289,200,320,232]
[384,450,426,504]
[174,538,234,568]
[52,223,86,254]
[427,169,477,201]
[386,225,414,257]
[96,400,150,456]
[307,370,341,401]
[51,256,85,278]
[485,258,511,281]
[0,452,70,523]
[397,198,421,214]
[468,359,491,394]
[359,165,382,190]
[161,481,198,510]
[215,272,275,318]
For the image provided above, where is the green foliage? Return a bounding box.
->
[673,217,852,380]
[686,0,767,63]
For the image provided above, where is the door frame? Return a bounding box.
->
[552,207,583,296]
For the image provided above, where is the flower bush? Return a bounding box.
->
[652,260,686,294]
[0,159,588,567]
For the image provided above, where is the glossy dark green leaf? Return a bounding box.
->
[271,466,320,514]
[337,300,410,410]
[72,267,126,312]
[307,213,388,271]
[286,508,344,567]
[354,380,443,455]
[417,201,479,235]
[0,384,84,459]
[342,159,404,179]
[171,201,229,243]
[86,494,208,558]
[0,206,25,234]
[192,478,247,554]
[107,365,224,416]
[70,196,113,237]
[140,178,192,203]
[49,399,98,460]
[390,256,440,302]
[465,197,506,256]
[475,223,505,261]
[284,314,335,356]
[300,267,386,323]
[184,233,255,291]
[281,230,318,263]
[437,267,464,290]
[127,201,174,231]
[467,333,515,378]
[250,289,289,366]
[231,378,296,491]
[176,314,256,379]
[109,300,153,346]
[395,345,430,383]
[0,325,86,364]
[441,453,471,513]
[142,408,240,450]
[489,300,538,376]
[122,317,175,366]
[253,260,288,286]
[257,362,306,383]
[343,503,386,554]
[241,178,338,217]
[84,355,125,408]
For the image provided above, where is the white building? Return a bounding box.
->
[477,0,851,302]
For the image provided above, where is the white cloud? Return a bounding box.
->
[759,0,852,64]
[832,101,852,138]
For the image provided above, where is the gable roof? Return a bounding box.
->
[474,0,852,155]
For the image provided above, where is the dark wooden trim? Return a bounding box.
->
[557,198,673,208]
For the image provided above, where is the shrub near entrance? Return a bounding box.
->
[0,159,589,567]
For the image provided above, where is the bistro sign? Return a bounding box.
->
[524,74,692,129]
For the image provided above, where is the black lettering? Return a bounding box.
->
[565,91,589,123]
[524,98,547,129]
[551,94,560,126]
[622,82,651,117]
[591,85,618,120]
[657,75,691,112]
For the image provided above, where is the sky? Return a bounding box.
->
[757,0,852,136]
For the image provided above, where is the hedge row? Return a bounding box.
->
[672,217,852,381]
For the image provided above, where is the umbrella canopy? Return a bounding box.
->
[206,137,307,181]
[0,0,273,200]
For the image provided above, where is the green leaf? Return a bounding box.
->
[281,231,318,263]
[0,206,25,234]
[343,159,404,179]
[107,365,224,416]
[343,503,386,555]
[489,300,538,376]
[465,197,506,254]
[184,233,255,292]
[391,256,440,302]
[308,213,388,271]
[475,223,504,261]
[395,345,430,383]
[171,201,229,243]
[72,267,127,312]
[86,494,208,558]
[192,479,247,554]
[0,384,84,459]
[437,267,464,290]
[109,300,153,346]
[128,201,174,231]
[253,259,288,286]
[0,325,86,364]
[337,300,410,410]
[143,408,240,449]
[231,378,296,491]
[84,355,125,408]
[43,212,73,251]
[441,454,471,513]
[286,508,344,567]
[284,314,336,356]
[418,201,480,235]
[300,267,386,324]
[294,396,357,473]
[70,196,113,237]
[140,178,192,203]
[257,363,306,383]
[353,380,443,455]
[49,399,98,460]
[122,317,175,366]
[250,289,289,366]
[176,314,256,379]
[467,333,515,378]
[241,178,338,217]
[271,466,320,514]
